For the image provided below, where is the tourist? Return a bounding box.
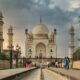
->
[55,61,58,68]
[66,56,70,69]
[64,57,67,69]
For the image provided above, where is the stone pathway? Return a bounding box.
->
[42,69,68,80]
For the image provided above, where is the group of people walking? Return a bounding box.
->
[47,57,70,69]
[64,57,70,69]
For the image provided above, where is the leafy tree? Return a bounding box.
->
[73,48,80,60]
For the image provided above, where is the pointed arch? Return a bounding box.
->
[35,43,46,58]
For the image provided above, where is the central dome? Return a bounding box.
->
[32,23,49,35]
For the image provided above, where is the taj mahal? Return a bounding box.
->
[25,19,57,59]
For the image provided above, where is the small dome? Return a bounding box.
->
[9,25,13,30]
[8,25,13,34]
[32,23,49,35]
[69,25,74,32]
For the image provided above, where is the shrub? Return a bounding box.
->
[73,48,80,60]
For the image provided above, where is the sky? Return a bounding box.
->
[0,0,80,57]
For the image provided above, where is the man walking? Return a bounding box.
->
[66,56,70,69]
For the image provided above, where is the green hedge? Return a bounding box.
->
[73,48,80,60]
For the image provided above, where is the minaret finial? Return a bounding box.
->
[40,15,42,24]
[78,16,80,28]
[78,16,80,23]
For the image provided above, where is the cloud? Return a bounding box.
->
[49,0,80,11]
[67,0,80,11]
[48,1,55,9]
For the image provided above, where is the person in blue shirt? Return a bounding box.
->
[64,57,67,69]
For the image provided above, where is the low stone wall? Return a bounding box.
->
[73,61,80,69]
[0,60,10,69]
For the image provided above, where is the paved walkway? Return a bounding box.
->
[49,67,80,80]
[0,67,35,79]
[20,69,41,80]
[42,69,68,80]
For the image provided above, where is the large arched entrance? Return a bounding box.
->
[36,43,46,58]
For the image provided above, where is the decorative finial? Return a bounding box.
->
[25,29,28,34]
[9,25,13,30]
[40,15,42,24]
[70,24,74,31]
[78,16,80,28]
[69,24,74,35]
[54,28,57,34]
[0,11,3,18]
[78,16,80,23]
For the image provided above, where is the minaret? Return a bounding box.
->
[0,11,4,52]
[68,25,75,58]
[7,25,14,50]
